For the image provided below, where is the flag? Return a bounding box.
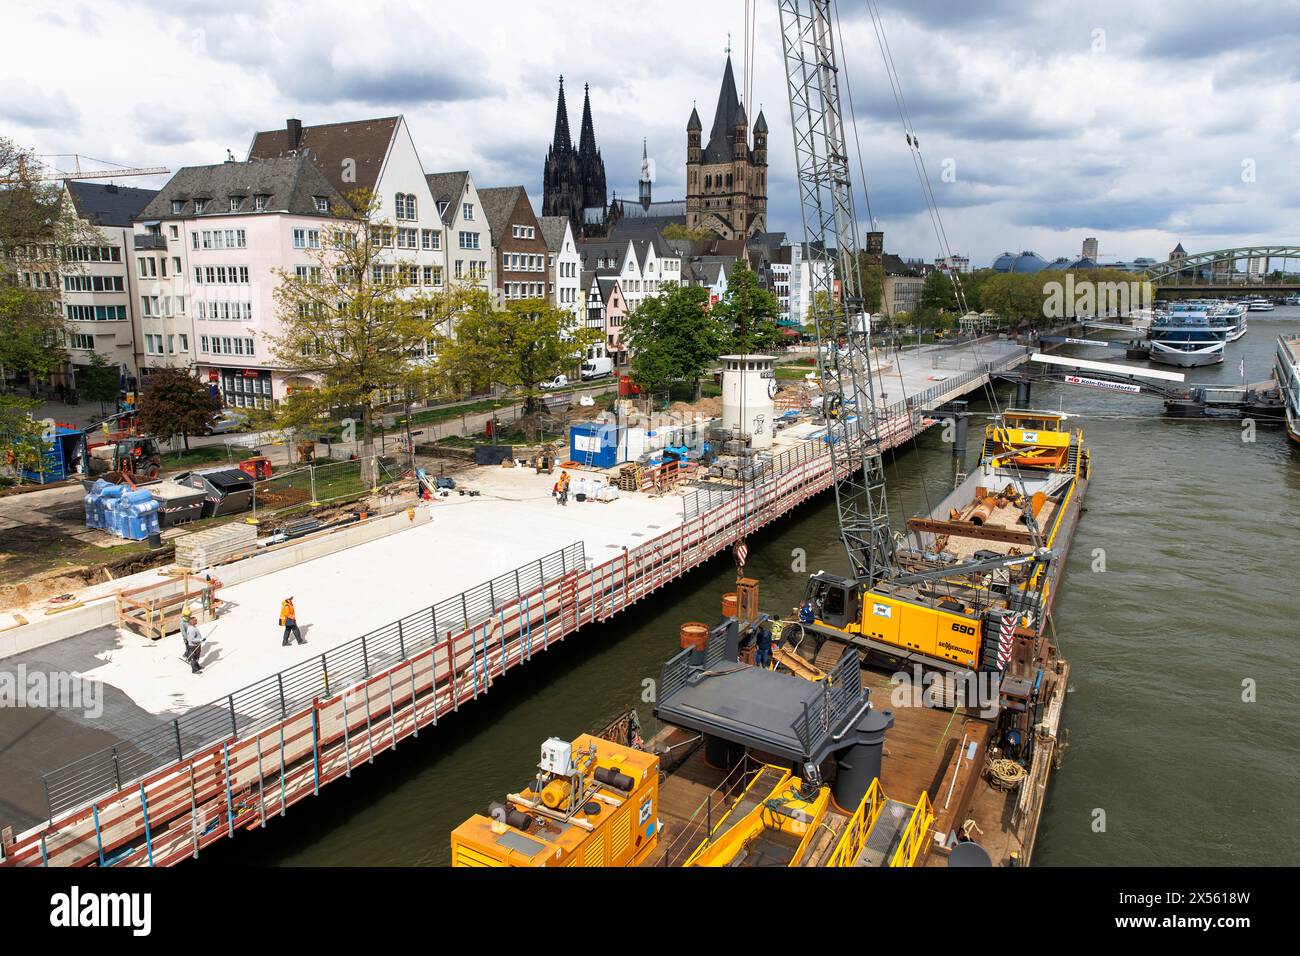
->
[734,539,748,569]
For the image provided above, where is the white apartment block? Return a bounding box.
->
[772,241,832,327]
[539,215,582,321]
[425,170,494,308]
[133,154,349,408]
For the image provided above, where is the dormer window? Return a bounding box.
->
[229,196,243,212]
[194,199,208,214]
[254,195,268,212]
[437,200,449,217]
[171,200,184,215]
[313,196,329,214]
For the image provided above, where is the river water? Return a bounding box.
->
[212,309,1300,867]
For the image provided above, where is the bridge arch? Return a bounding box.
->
[1145,245,1300,285]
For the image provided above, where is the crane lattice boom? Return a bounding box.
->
[778,0,895,585]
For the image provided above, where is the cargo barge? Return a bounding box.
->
[452,409,1090,867]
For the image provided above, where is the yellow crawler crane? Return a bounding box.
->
[450,734,660,867]
[797,410,1088,674]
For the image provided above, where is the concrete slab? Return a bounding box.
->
[9,465,685,721]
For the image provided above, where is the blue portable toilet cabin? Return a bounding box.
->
[569,421,619,469]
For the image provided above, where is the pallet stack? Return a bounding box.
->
[174,523,257,571]
[617,463,643,492]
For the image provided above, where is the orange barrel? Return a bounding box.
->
[680,622,709,651]
[721,593,739,618]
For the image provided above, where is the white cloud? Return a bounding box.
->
[3,0,1297,267]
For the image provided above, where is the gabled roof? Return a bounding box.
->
[425,171,470,225]
[137,155,350,221]
[537,215,572,252]
[578,239,633,271]
[247,116,400,196]
[66,182,158,227]
[477,186,533,241]
[596,276,622,303]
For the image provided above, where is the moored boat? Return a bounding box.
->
[451,409,1091,868]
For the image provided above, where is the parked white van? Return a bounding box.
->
[581,357,614,380]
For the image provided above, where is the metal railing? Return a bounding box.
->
[40,541,585,818]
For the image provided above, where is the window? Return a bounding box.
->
[229,196,243,212]
[169,225,179,240]
[458,231,480,250]
[437,200,449,217]
[69,333,95,350]
[172,200,184,215]
[254,195,268,212]
[313,196,329,214]
[395,193,417,220]
[178,334,189,352]
[421,229,441,250]
[293,228,321,249]
[194,199,208,214]
[397,227,418,249]
[462,202,474,221]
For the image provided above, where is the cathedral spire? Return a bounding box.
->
[579,83,598,158]
[552,76,572,153]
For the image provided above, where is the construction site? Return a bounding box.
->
[0,334,1029,865]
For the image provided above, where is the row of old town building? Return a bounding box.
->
[13,54,931,409]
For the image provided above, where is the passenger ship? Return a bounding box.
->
[1276,334,1300,445]
[1148,300,1247,367]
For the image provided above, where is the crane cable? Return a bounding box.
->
[863,0,969,316]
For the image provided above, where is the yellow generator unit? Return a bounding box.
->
[450,734,660,867]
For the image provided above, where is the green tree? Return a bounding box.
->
[622,284,724,395]
[713,260,781,353]
[0,139,96,389]
[0,393,46,479]
[269,188,438,482]
[436,295,600,414]
[919,269,958,319]
[980,273,1043,328]
[136,367,218,452]
[78,353,119,415]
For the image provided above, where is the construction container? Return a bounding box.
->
[150,481,207,528]
[21,423,87,484]
[569,422,618,469]
[721,592,739,618]
[173,468,255,517]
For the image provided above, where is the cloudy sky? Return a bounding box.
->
[5,0,1299,267]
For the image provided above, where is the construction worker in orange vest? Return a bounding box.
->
[279,596,306,646]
